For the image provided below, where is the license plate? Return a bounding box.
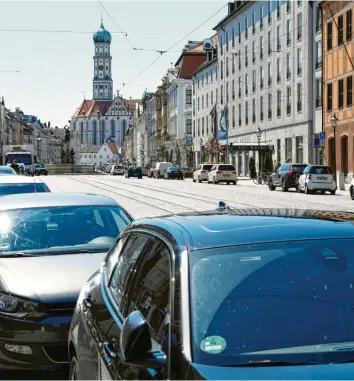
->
[317,177,327,180]
[223,174,231,176]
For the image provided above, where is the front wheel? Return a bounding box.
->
[193,178,196,183]
[331,190,336,195]
[269,180,276,191]
[69,356,80,380]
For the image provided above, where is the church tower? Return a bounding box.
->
[92,19,113,101]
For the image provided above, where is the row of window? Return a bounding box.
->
[327,76,353,111]
[219,0,302,55]
[326,9,352,51]
[83,154,111,159]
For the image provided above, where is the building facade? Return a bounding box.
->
[214,0,319,176]
[79,141,121,166]
[322,1,354,181]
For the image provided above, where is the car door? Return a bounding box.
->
[273,165,283,186]
[105,237,172,380]
[299,166,309,190]
[79,233,153,380]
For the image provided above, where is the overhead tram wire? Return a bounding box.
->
[119,2,229,91]
[98,0,135,49]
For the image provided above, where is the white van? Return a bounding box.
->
[110,164,124,175]
[153,162,173,178]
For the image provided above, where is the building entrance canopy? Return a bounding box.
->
[230,143,274,151]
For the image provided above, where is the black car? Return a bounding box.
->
[268,162,308,191]
[125,166,142,179]
[0,193,132,371]
[69,204,354,380]
[34,163,48,176]
[164,167,183,180]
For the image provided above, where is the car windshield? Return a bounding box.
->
[189,239,354,366]
[0,167,16,175]
[0,183,50,195]
[310,166,333,174]
[0,205,132,256]
[292,165,308,173]
[167,167,179,171]
[218,165,235,171]
[202,165,213,171]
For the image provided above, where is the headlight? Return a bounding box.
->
[0,292,46,321]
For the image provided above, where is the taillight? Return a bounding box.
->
[288,170,293,176]
[232,171,236,174]
[216,170,222,174]
[308,174,312,180]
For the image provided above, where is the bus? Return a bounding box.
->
[4,146,34,173]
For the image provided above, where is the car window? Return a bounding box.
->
[0,183,50,195]
[292,165,307,173]
[106,236,128,281]
[202,165,213,171]
[218,165,235,171]
[109,234,152,314]
[310,166,333,174]
[126,239,171,350]
[211,165,217,171]
[189,239,354,366]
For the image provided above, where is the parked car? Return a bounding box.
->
[110,165,124,176]
[297,165,336,195]
[164,167,184,180]
[268,163,308,192]
[208,164,237,185]
[69,204,354,380]
[153,162,173,178]
[193,163,214,183]
[0,176,50,195]
[0,192,133,371]
[0,166,17,176]
[125,166,143,179]
[141,167,148,176]
[34,163,48,176]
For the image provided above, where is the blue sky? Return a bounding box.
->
[0,1,227,127]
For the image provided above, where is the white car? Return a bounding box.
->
[208,164,237,185]
[297,165,336,195]
[193,163,214,183]
[110,164,124,175]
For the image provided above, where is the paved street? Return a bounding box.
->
[44,174,354,218]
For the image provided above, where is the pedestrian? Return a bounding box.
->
[10,160,19,174]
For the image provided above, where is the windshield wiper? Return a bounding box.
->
[224,360,316,367]
[0,252,40,258]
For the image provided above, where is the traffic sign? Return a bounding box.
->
[320,132,325,139]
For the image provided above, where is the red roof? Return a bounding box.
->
[177,53,207,79]
[72,100,111,118]
[106,142,119,154]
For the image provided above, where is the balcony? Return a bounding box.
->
[297,101,302,112]
[287,104,291,115]
[277,75,281,83]
[277,107,281,117]
[268,110,272,119]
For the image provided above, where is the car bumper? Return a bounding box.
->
[195,174,208,181]
[0,314,71,371]
[166,174,183,179]
[307,181,336,191]
[214,175,237,182]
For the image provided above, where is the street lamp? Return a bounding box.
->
[330,113,338,177]
[256,127,262,172]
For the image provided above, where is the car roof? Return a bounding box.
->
[128,208,354,251]
[0,176,44,184]
[0,192,119,211]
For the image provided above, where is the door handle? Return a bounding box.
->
[83,296,92,309]
[103,341,117,358]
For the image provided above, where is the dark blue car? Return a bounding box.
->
[69,204,354,379]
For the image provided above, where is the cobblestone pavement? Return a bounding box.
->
[6,174,354,379]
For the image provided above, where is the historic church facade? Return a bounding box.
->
[70,20,139,149]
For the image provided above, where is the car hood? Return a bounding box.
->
[0,252,106,303]
[192,363,354,380]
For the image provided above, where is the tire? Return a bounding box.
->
[138,176,142,179]
[213,177,218,184]
[198,176,202,183]
[233,181,237,185]
[331,190,336,195]
[321,191,325,195]
[269,180,276,191]
[282,179,288,192]
[227,182,230,185]
[351,187,354,200]
[69,355,80,380]
[193,178,196,183]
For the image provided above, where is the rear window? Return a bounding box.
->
[202,165,213,171]
[292,165,307,173]
[309,166,333,174]
[0,183,50,195]
[218,165,235,171]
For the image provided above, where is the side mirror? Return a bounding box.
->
[120,311,167,369]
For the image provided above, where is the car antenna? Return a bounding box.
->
[216,201,230,211]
